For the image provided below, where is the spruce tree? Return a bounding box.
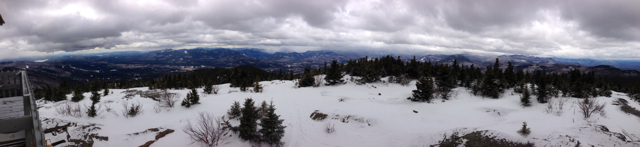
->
[253,77,263,93]
[481,66,501,98]
[324,60,345,85]
[298,66,315,87]
[103,87,109,96]
[258,101,269,118]
[87,103,97,117]
[71,89,84,102]
[181,97,191,108]
[412,76,435,102]
[600,84,612,97]
[521,86,531,107]
[259,101,286,146]
[90,90,101,104]
[504,62,516,88]
[227,101,242,119]
[536,71,548,103]
[239,98,259,141]
[203,80,213,94]
[435,65,455,99]
[188,87,199,105]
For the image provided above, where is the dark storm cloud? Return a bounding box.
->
[0,0,639,60]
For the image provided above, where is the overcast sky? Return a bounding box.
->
[1,0,639,60]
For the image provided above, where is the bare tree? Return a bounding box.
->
[212,85,220,94]
[398,75,411,86]
[314,75,325,87]
[183,112,230,147]
[158,89,180,108]
[577,98,606,118]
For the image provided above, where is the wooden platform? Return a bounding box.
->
[0,96,24,120]
[0,70,45,147]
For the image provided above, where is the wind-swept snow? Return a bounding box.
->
[37,76,640,146]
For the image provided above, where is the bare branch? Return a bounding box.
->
[183,112,230,147]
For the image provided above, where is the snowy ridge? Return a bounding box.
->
[36,75,640,147]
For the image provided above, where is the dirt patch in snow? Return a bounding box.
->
[130,128,175,147]
[310,110,328,121]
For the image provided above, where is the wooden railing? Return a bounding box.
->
[0,70,45,147]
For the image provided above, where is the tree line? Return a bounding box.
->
[34,56,640,103]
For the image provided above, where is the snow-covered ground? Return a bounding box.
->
[36,76,640,147]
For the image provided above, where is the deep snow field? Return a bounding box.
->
[36,76,640,147]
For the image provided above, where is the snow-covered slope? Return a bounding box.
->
[36,76,640,147]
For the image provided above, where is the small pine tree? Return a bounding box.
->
[71,89,84,102]
[259,101,286,146]
[90,90,101,104]
[239,98,259,141]
[258,100,269,118]
[181,97,191,108]
[227,101,242,119]
[253,77,263,93]
[517,122,531,136]
[412,76,435,102]
[324,60,345,85]
[536,72,549,103]
[103,87,109,96]
[188,88,200,105]
[203,80,213,94]
[299,66,315,87]
[521,86,531,107]
[600,84,612,97]
[87,103,97,117]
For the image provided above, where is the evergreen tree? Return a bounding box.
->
[253,77,263,93]
[298,66,315,87]
[259,101,286,146]
[504,62,516,88]
[87,103,97,117]
[71,89,84,102]
[493,58,504,89]
[181,97,191,108]
[227,101,242,119]
[435,65,455,99]
[521,86,531,107]
[103,87,109,96]
[600,84,612,97]
[203,80,213,94]
[481,66,501,98]
[324,60,345,85]
[90,90,101,104]
[44,85,52,101]
[188,87,199,105]
[239,98,259,141]
[411,75,435,102]
[258,101,269,118]
[536,71,549,103]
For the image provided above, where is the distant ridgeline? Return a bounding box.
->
[33,56,640,103]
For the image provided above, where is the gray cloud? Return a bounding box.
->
[0,0,639,60]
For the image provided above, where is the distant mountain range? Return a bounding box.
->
[1,48,640,88]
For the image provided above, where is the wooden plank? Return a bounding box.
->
[0,96,23,111]
[0,105,23,111]
[0,111,24,120]
[0,106,24,114]
[0,116,33,132]
[0,96,23,102]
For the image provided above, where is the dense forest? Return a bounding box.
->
[35,56,640,103]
